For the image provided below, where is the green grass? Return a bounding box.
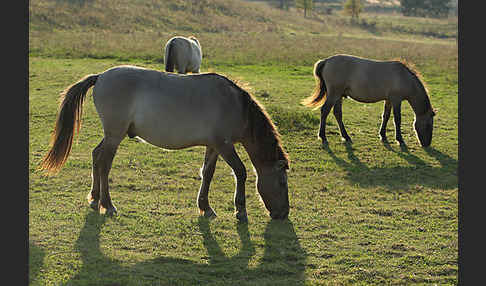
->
[29,55,457,285]
[29,0,457,285]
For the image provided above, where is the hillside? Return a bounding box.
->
[29,0,457,67]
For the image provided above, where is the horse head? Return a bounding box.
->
[256,160,290,220]
[414,109,435,147]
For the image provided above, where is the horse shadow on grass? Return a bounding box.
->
[64,212,307,285]
[29,242,46,285]
[322,142,457,191]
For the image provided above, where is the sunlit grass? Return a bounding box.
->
[29,0,457,285]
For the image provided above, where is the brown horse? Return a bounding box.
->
[40,65,290,222]
[302,54,435,147]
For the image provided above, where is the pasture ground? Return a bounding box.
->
[29,1,458,285]
[29,55,457,285]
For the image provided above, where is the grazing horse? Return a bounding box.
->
[40,65,290,222]
[164,36,202,74]
[302,54,435,147]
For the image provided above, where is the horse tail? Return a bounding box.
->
[189,36,200,47]
[301,59,327,109]
[165,39,175,72]
[39,74,99,174]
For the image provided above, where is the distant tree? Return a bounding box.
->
[279,0,290,10]
[428,0,451,18]
[343,0,363,21]
[295,0,313,17]
[400,0,421,16]
[400,0,450,18]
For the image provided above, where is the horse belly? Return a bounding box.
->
[132,115,213,149]
[347,77,389,103]
[130,98,234,150]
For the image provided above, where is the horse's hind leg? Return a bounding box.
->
[318,90,340,145]
[96,136,123,215]
[379,100,392,142]
[177,64,187,74]
[197,147,219,219]
[333,98,352,142]
[87,139,104,211]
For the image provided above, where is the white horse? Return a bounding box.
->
[164,36,202,74]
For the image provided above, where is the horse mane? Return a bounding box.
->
[242,89,289,165]
[394,58,435,116]
[202,73,289,166]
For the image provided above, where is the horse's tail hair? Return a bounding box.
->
[301,59,327,109]
[39,74,99,175]
[165,39,175,72]
[189,36,200,47]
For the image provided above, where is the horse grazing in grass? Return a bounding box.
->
[302,54,435,147]
[164,36,202,74]
[40,66,290,222]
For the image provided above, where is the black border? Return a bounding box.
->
[7,0,29,285]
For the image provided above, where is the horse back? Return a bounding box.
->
[93,67,245,148]
[323,55,417,102]
[168,37,202,65]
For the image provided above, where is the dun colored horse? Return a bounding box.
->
[40,65,290,222]
[164,36,202,74]
[302,54,435,147]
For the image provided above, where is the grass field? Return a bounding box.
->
[29,0,458,285]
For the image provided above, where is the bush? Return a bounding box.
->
[400,0,451,18]
[343,0,363,21]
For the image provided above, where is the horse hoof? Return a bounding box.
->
[321,139,328,146]
[89,200,99,211]
[200,208,217,220]
[100,205,117,216]
[342,137,352,143]
[235,210,248,223]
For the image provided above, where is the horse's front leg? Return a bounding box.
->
[215,142,248,222]
[379,100,392,142]
[392,101,405,145]
[197,147,219,219]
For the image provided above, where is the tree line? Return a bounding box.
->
[269,0,454,19]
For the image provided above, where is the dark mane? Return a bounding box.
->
[204,73,289,166]
[394,59,434,116]
[241,89,289,165]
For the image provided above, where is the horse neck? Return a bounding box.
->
[238,91,287,173]
[408,83,432,117]
[241,139,273,175]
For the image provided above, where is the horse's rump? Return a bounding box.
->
[164,36,202,73]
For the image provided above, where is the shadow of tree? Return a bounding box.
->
[63,213,307,285]
[323,142,457,191]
